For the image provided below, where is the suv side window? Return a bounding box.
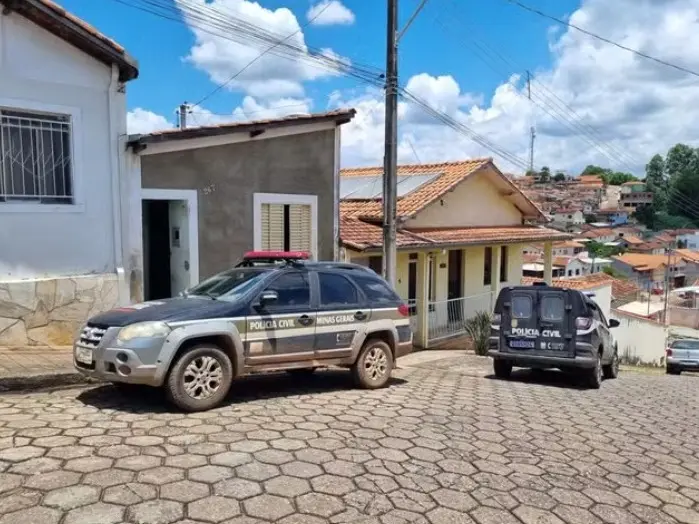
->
[590,304,603,325]
[352,273,399,305]
[319,272,358,306]
[264,272,310,308]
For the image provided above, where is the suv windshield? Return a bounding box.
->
[187,269,269,299]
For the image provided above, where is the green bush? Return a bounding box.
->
[465,311,492,356]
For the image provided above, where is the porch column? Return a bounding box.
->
[415,252,430,348]
[490,246,502,309]
[544,241,553,284]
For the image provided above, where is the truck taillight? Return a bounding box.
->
[398,304,410,317]
[492,313,502,325]
[666,348,673,357]
[575,317,593,330]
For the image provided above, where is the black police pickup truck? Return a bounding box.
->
[489,282,620,388]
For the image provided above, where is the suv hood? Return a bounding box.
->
[88,298,245,327]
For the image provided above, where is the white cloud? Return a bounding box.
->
[333,0,699,175]
[177,0,342,99]
[307,0,355,26]
[127,108,173,135]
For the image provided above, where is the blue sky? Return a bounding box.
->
[61,0,579,122]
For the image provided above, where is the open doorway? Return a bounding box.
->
[141,189,199,301]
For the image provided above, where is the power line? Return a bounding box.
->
[504,0,699,79]
[192,0,334,107]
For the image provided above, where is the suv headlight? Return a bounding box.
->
[117,321,170,343]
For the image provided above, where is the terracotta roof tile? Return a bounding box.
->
[613,253,682,271]
[340,159,546,221]
[341,222,571,252]
[675,249,699,263]
[522,272,620,291]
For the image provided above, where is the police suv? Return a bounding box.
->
[489,282,620,388]
[73,253,413,411]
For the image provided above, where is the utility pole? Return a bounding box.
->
[382,0,399,287]
[663,242,673,325]
[527,71,536,174]
[178,102,189,129]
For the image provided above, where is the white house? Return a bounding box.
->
[0,0,139,346]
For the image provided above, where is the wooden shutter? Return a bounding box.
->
[288,204,312,254]
[260,203,284,250]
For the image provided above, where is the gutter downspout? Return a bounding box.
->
[108,64,127,305]
[333,125,341,261]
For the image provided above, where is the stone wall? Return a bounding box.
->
[0,274,119,347]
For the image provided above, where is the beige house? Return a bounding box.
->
[339,159,570,347]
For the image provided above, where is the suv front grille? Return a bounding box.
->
[78,324,107,348]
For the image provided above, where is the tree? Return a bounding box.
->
[581,165,607,177]
[605,172,637,185]
[525,169,537,177]
[553,172,566,182]
[538,166,551,183]
[633,204,656,230]
[666,144,699,219]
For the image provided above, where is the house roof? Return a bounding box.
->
[675,249,699,264]
[596,208,625,215]
[582,228,615,238]
[620,235,644,245]
[613,253,682,272]
[128,109,356,145]
[521,272,614,291]
[339,159,546,222]
[341,221,571,252]
[3,0,138,81]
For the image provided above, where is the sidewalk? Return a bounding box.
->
[0,346,88,391]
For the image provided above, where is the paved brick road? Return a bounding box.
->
[1,355,699,524]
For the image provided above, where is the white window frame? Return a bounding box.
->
[253,192,318,260]
[0,97,84,213]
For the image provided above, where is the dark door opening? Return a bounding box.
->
[143,199,171,300]
[408,255,417,314]
[448,249,464,321]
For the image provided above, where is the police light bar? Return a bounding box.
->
[243,251,309,260]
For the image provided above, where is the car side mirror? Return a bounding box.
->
[258,290,278,307]
[608,319,620,328]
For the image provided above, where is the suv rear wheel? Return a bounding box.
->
[352,339,393,389]
[587,352,603,389]
[493,359,512,379]
[166,345,233,412]
[602,348,619,379]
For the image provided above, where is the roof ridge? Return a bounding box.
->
[340,157,492,173]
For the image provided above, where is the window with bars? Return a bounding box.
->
[259,202,312,253]
[0,109,73,204]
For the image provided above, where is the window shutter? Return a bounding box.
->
[261,203,284,250]
[288,204,312,254]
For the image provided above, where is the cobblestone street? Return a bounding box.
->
[0,354,698,524]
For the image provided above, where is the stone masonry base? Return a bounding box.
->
[0,273,119,347]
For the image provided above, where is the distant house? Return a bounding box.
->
[620,181,652,212]
[675,230,699,249]
[616,233,644,251]
[550,208,585,231]
[612,253,686,290]
[582,228,617,243]
[673,249,699,284]
[595,208,628,226]
[339,159,570,347]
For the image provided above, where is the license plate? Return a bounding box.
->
[75,346,93,365]
[509,339,536,349]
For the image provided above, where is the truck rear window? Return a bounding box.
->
[541,295,564,322]
[671,340,699,349]
[512,295,532,319]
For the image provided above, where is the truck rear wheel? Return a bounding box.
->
[602,348,619,379]
[166,345,233,412]
[493,359,512,379]
[587,353,603,389]
[352,339,393,389]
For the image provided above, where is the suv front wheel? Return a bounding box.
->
[352,339,393,389]
[166,344,234,412]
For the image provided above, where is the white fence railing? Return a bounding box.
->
[426,292,494,343]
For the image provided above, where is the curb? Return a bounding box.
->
[0,371,99,393]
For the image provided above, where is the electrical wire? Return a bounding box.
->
[503,0,699,79]
[191,0,334,107]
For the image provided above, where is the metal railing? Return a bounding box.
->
[426,292,494,342]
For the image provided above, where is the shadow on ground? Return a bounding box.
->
[485,368,591,390]
[76,369,408,413]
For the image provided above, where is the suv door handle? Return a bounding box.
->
[354,311,368,321]
[298,315,314,326]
